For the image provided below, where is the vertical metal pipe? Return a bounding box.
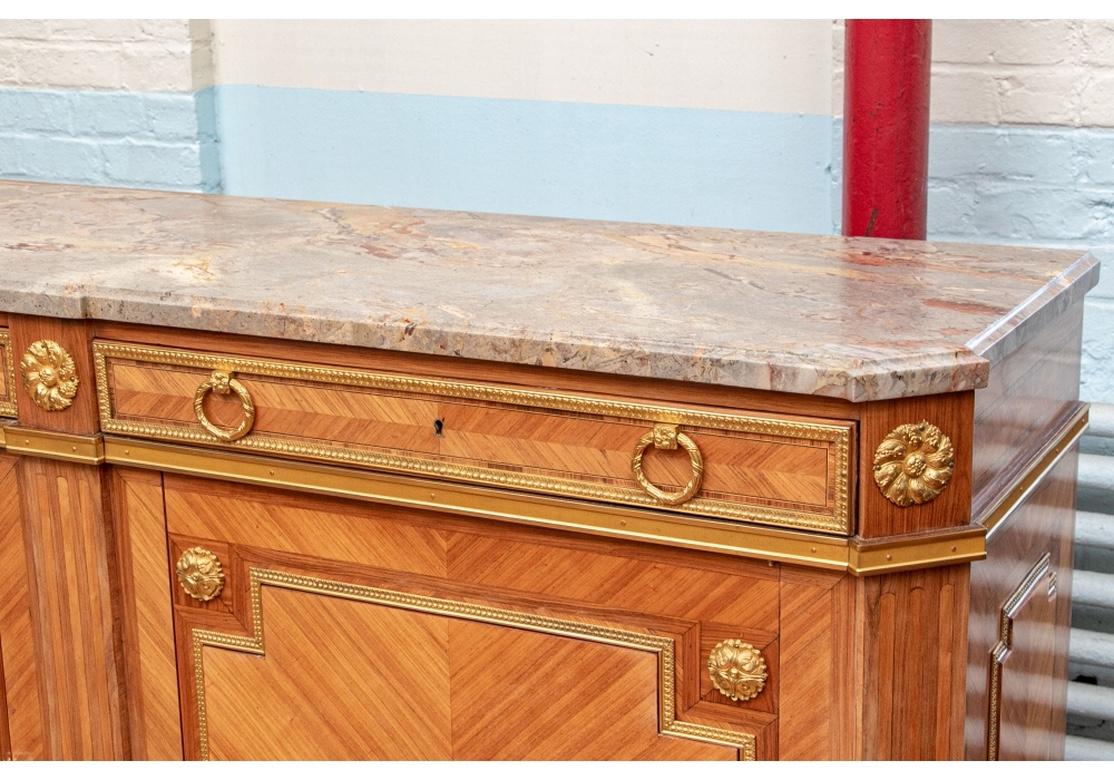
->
[842,20,932,239]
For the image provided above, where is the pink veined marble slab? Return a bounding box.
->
[0,180,1099,402]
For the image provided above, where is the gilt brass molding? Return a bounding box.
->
[631,423,704,506]
[0,426,104,464]
[193,370,256,442]
[987,552,1055,760]
[21,339,79,412]
[980,404,1089,539]
[101,435,988,575]
[176,547,225,602]
[873,420,955,507]
[189,567,756,760]
[848,525,986,575]
[92,339,853,534]
[707,640,767,702]
[0,330,16,417]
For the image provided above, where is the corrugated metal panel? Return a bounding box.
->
[1065,734,1114,760]
[1067,402,1114,757]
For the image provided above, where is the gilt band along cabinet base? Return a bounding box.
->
[0,182,1100,760]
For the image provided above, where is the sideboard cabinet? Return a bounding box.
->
[0,181,1099,760]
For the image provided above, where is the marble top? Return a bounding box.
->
[0,181,1099,402]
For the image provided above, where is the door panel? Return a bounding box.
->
[988,553,1062,761]
[204,587,452,760]
[449,621,735,760]
[198,583,738,760]
[967,449,1076,760]
[163,475,772,760]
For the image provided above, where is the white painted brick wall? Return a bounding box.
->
[0,20,206,92]
[833,20,1114,127]
[0,20,218,191]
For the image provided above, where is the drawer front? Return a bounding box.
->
[94,340,854,534]
[0,329,15,417]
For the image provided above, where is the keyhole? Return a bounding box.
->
[433,418,444,436]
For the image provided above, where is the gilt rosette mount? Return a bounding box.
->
[873,420,955,507]
[175,546,225,602]
[20,339,80,412]
[707,639,768,702]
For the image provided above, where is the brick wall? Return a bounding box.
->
[833,20,1114,402]
[0,19,1108,402]
[927,20,1114,404]
[0,19,218,190]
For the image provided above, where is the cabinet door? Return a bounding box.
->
[149,474,781,760]
[987,552,1063,761]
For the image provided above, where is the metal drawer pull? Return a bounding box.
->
[194,370,256,442]
[630,423,704,505]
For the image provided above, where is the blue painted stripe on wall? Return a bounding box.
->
[213,85,834,233]
[0,87,219,192]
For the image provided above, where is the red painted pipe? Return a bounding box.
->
[842,20,932,240]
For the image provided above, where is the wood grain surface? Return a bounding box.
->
[857,391,975,537]
[112,468,183,759]
[200,587,738,760]
[965,449,1077,760]
[0,454,45,759]
[204,588,454,760]
[99,345,853,533]
[16,457,126,758]
[165,476,768,760]
[777,567,858,759]
[449,620,737,760]
[0,632,9,759]
[857,564,971,759]
[972,303,1083,523]
[9,316,99,434]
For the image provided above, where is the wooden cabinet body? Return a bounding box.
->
[0,182,1098,761]
[0,316,1085,761]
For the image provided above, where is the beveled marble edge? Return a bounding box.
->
[0,256,1097,403]
[0,181,1101,403]
[0,280,996,403]
[967,251,1101,364]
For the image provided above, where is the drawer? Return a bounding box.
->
[0,329,15,417]
[93,340,855,534]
